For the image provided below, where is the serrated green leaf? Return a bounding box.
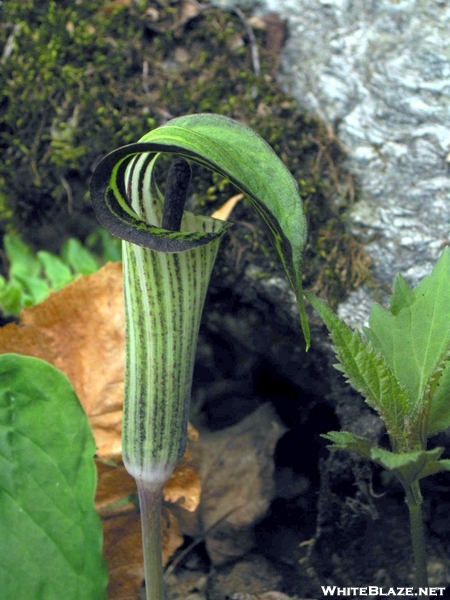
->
[369,446,447,484]
[434,458,450,472]
[322,430,377,460]
[0,354,108,600]
[389,273,415,315]
[366,247,450,432]
[428,360,450,435]
[61,238,100,275]
[37,251,73,289]
[306,292,411,449]
[324,431,450,486]
[90,113,309,347]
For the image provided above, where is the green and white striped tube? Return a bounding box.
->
[121,155,228,483]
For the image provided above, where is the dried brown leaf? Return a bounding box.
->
[0,262,124,457]
[0,262,202,598]
[163,462,201,512]
[0,263,206,600]
[96,460,137,515]
[103,505,184,600]
[211,193,243,221]
[103,511,144,600]
[196,403,286,565]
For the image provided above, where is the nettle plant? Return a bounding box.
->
[90,113,310,600]
[307,248,450,591]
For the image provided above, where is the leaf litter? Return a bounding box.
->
[0,258,285,599]
[0,262,200,599]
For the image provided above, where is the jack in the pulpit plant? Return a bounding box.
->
[90,113,309,599]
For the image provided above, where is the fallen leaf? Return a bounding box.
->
[103,511,144,600]
[0,262,202,599]
[96,460,137,516]
[163,462,201,512]
[0,262,124,457]
[211,193,243,221]
[194,403,286,565]
[96,450,199,600]
[102,505,183,600]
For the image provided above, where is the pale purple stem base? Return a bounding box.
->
[136,480,166,600]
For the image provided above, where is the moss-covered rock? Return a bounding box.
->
[0,0,370,303]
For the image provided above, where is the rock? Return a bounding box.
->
[257,0,450,326]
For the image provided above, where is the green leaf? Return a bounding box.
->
[4,234,41,280]
[365,247,450,430]
[90,113,309,347]
[389,273,415,315]
[428,360,450,435]
[14,274,50,306]
[322,430,377,460]
[0,278,24,316]
[85,228,122,263]
[370,446,449,484]
[0,354,108,599]
[37,251,74,289]
[61,238,100,275]
[306,292,411,449]
[323,431,450,484]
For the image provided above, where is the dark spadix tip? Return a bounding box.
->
[162,158,192,232]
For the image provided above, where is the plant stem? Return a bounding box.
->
[405,480,429,595]
[136,480,166,600]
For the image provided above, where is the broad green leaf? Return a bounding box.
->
[365,247,450,424]
[0,354,108,599]
[61,238,100,275]
[90,113,310,347]
[306,291,411,449]
[37,250,73,289]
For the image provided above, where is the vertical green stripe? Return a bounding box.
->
[121,156,226,483]
[122,238,223,481]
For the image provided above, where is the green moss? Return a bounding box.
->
[0,0,371,304]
